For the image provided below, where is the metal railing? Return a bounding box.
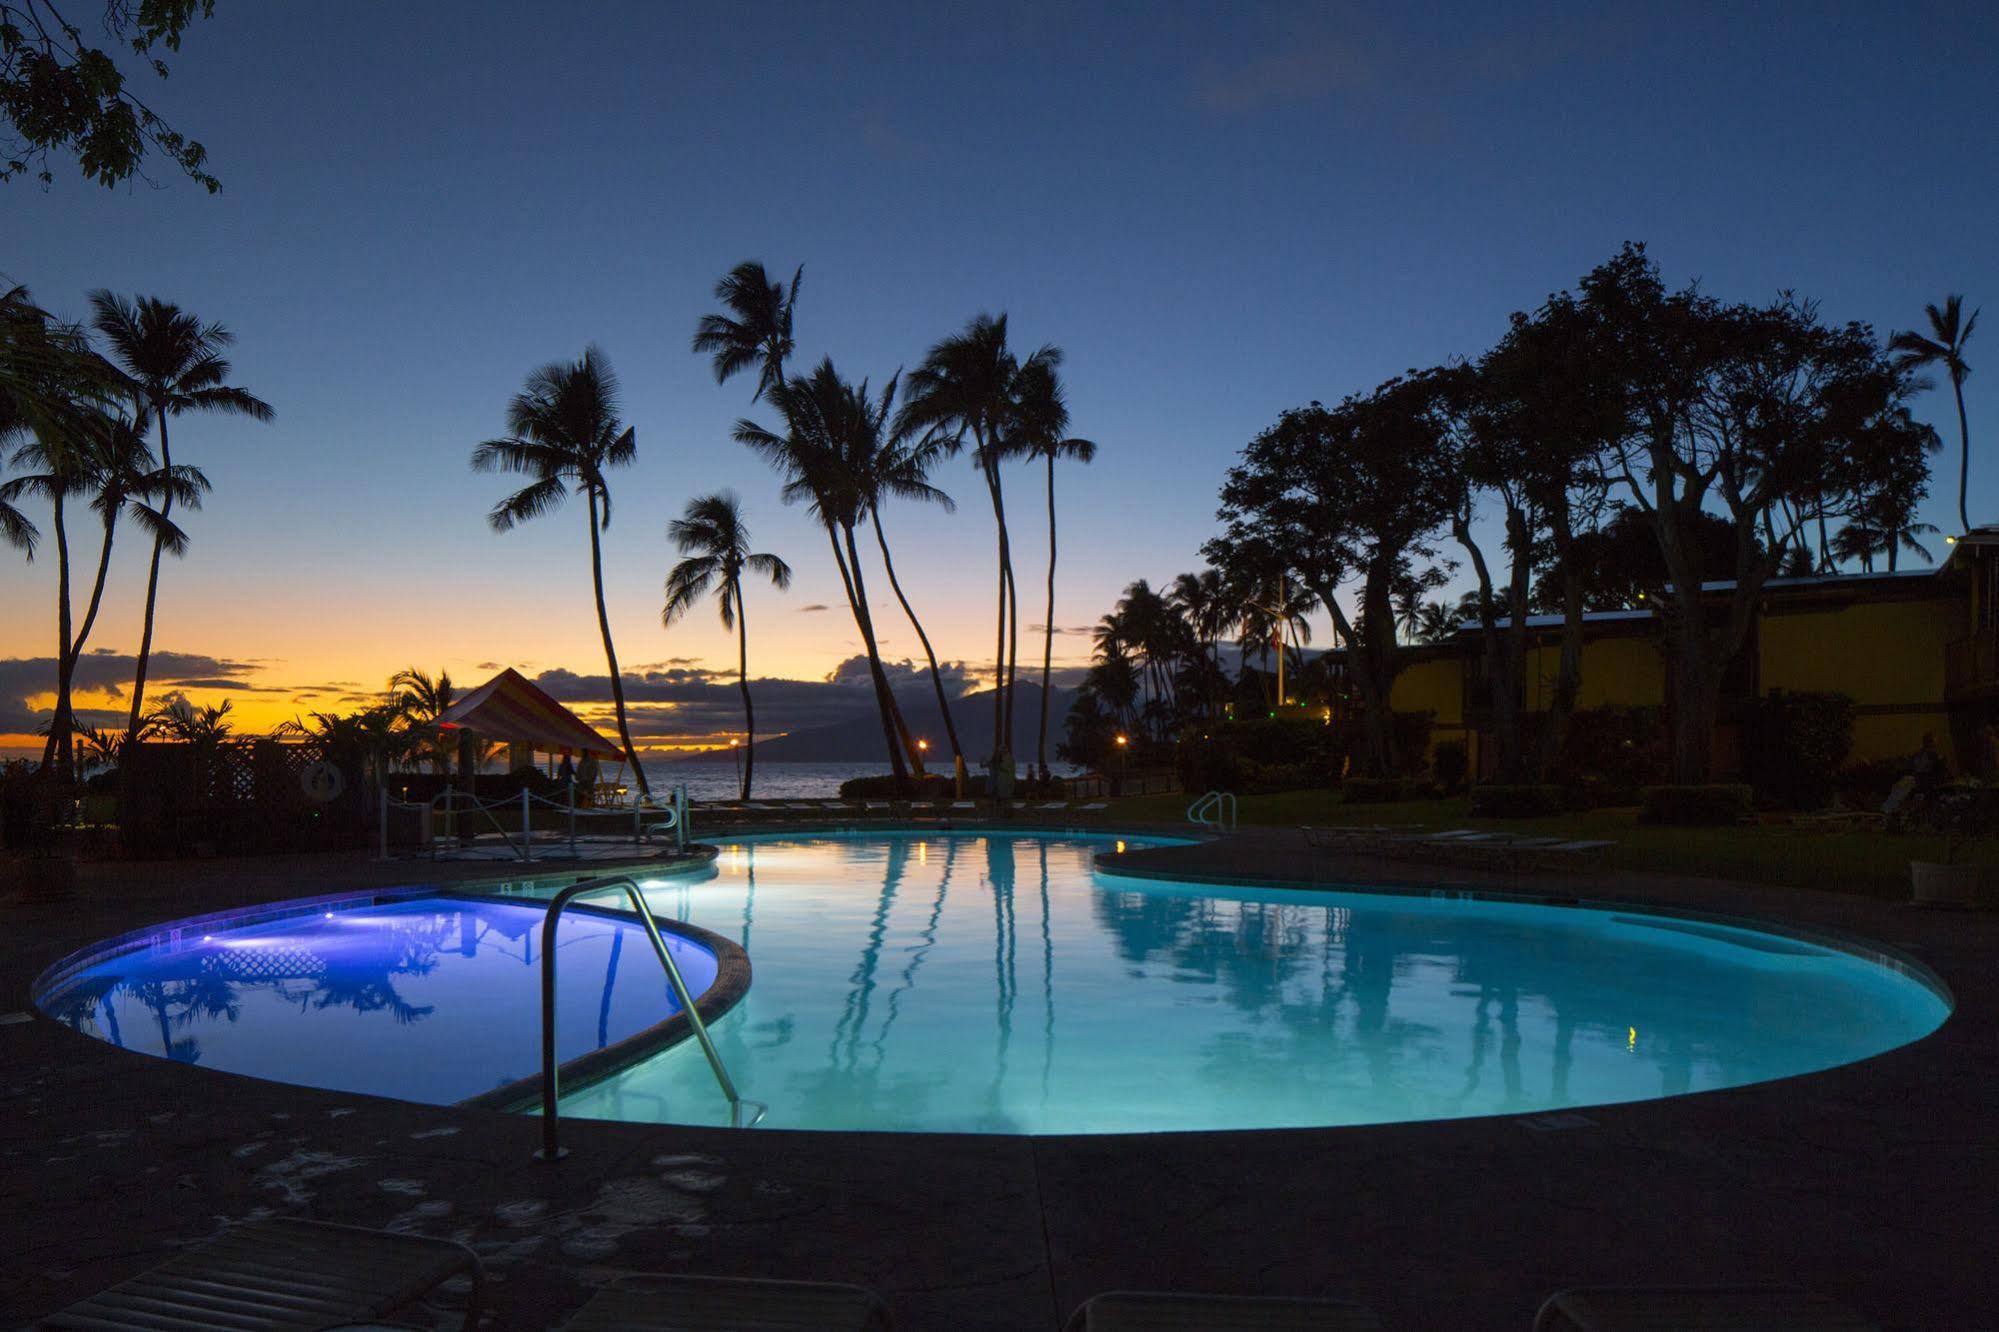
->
[378,782,686,862]
[536,873,762,1161]
[1186,789,1238,832]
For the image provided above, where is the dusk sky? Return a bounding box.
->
[6,1,1997,752]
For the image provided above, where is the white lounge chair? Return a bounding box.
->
[43,1218,488,1331]
[1036,801,1070,811]
[1533,1283,1875,1331]
[562,1272,891,1330]
[1066,1289,1381,1330]
[1076,801,1109,813]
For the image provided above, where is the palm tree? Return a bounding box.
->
[663,492,791,800]
[900,314,1065,767]
[470,347,650,796]
[663,490,787,792]
[1011,359,1096,775]
[88,292,272,744]
[736,360,923,781]
[390,667,456,775]
[692,262,803,404]
[859,420,967,790]
[1889,294,1978,533]
[58,409,205,766]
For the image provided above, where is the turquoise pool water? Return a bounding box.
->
[556,832,1950,1134]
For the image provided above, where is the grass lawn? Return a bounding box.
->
[1111,788,1994,900]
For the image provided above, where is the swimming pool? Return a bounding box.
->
[35,831,1950,1135]
[34,893,726,1105]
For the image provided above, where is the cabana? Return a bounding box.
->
[436,667,628,800]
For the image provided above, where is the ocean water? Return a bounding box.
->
[645,758,1081,801]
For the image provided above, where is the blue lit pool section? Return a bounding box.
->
[564,832,1949,1133]
[35,895,718,1104]
[34,833,1950,1135]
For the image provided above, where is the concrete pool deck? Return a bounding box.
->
[2,826,1994,1330]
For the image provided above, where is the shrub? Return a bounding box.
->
[1741,689,1856,810]
[1639,783,1755,826]
[1833,756,1906,810]
[1468,784,1567,818]
[1552,705,1671,789]
[1432,740,1468,794]
[1342,776,1441,804]
[839,773,954,799]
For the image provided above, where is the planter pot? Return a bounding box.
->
[14,855,77,902]
[1910,860,1980,908]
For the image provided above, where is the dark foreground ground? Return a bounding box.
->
[2,829,1994,1330]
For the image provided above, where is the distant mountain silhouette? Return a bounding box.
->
[667,681,1077,764]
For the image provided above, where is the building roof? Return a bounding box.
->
[436,668,624,760]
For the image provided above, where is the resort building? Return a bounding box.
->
[1390,545,1996,780]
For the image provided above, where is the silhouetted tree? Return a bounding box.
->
[1012,358,1095,774]
[1888,294,1977,534]
[1,0,222,191]
[663,491,791,799]
[470,347,650,795]
[89,291,270,744]
[692,261,802,404]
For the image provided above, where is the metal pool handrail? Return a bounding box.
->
[1187,789,1238,832]
[536,873,762,1161]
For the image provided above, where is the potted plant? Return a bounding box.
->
[1910,784,1987,908]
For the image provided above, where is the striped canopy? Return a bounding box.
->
[436,668,624,760]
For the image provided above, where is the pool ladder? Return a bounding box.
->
[1187,789,1238,833]
[535,873,764,1162]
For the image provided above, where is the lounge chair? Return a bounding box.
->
[948,800,977,811]
[1076,801,1109,813]
[1065,1289,1381,1330]
[42,1217,487,1330]
[562,1272,891,1330]
[1532,1283,1876,1330]
[1036,801,1070,811]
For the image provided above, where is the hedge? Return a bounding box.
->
[1638,783,1755,826]
[1468,784,1568,818]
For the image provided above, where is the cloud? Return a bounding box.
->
[796,603,829,613]
[475,661,504,672]
[1189,14,1627,119]
[0,651,261,734]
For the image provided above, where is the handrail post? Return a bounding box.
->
[536,873,758,1162]
[520,787,533,863]
[567,778,577,855]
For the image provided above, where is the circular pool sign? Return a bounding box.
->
[300,761,346,803]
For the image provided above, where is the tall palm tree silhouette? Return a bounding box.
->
[663,491,792,800]
[88,292,272,743]
[735,360,924,780]
[859,417,965,788]
[692,262,802,404]
[1889,294,1978,533]
[471,347,650,795]
[901,314,1065,768]
[1013,359,1096,775]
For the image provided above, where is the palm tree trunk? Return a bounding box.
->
[843,523,924,775]
[735,581,755,801]
[43,494,74,778]
[69,511,118,673]
[127,412,171,744]
[586,489,649,797]
[1955,371,1972,534]
[1037,453,1058,774]
[872,507,965,786]
[827,523,908,782]
[981,441,1008,760]
[989,456,1018,762]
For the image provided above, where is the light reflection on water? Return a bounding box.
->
[38,897,719,1103]
[562,832,1949,1134]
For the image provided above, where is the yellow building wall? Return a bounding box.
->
[1757,596,1958,766]
[1757,599,1952,702]
[1526,637,1666,710]
[1390,658,1463,727]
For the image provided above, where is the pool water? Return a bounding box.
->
[36,896,718,1105]
[555,832,1950,1133]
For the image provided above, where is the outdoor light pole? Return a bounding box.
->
[730,738,742,794]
